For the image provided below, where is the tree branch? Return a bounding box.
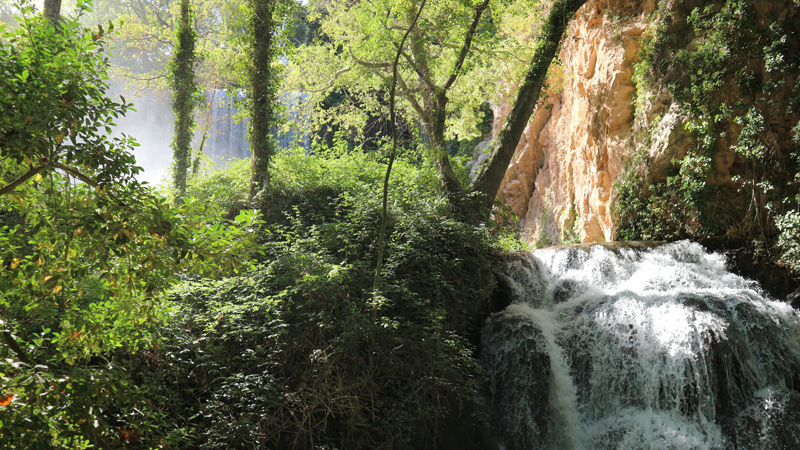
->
[1,158,135,212]
[125,34,175,47]
[348,53,421,114]
[394,74,426,119]
[348,46,392,69]
[304,66,352,93]
[2,330,30,365]
[393,44,437,93]
[0,165,47,196]
[50,163,132,209]
[441,0,490,92]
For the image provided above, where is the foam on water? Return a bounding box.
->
[482,241,800,450]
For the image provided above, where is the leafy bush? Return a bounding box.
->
[184,157,252,218]
[131,148,497,449]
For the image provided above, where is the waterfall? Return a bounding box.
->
[205,89,250,160]
[482,241,800,450]
[203,89,310,161]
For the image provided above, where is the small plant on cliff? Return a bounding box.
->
[559,203,581,244]
[535,210,552,248]
[776,210,800,272]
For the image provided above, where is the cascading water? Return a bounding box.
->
[203,90,311,161]
[205,89,250,160]
[481,241,800,449]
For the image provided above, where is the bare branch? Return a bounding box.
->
[124,34,174,47]
[126,72,167,82]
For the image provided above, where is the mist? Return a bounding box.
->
[17,0,176,186]
[110,86,176,187]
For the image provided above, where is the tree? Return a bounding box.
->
[471,0,587,217]
[44,0,61,24]
[248,0,277,206]
[299,0,492,203]
[169,0,199,198]
[294,0,587,221]
[363,0,492,205]
[0,2,259,445]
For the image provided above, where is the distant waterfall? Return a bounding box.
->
[482,241,800,449]
[202,89,310,161]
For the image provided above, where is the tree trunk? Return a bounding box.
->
[249,0,276,208]
[44,0,61,25]
[469,0,588,220]
[170,0,197,199]
[427,92,465,204]
[405,10,466,204]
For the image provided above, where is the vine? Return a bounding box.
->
[168,0,200,199]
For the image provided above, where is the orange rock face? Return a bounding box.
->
[495,0,660,245]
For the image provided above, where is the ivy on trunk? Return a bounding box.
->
[44,0,61,24]
[169,0,198,199]
[249,0,277,208]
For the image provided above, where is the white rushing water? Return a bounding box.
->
[481,241,800,450]
[204,89,311,162]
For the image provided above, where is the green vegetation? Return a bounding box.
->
[616,0,800,259]
[1,1,511,445]
[169,0,200,197]
[13,0,800,447]
[291,0,588,218]
[535,209,552,248]
[0,3,258,447]
[777,123,800,271]
[144,148,497,448]
[559,203,581,245]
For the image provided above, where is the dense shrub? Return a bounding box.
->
[133,149,496,449]
[183,157,252,219]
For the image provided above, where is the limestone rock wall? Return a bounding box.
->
[494,0,658,245]
[493,0,800,246]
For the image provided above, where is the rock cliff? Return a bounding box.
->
[492,0,800,246]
